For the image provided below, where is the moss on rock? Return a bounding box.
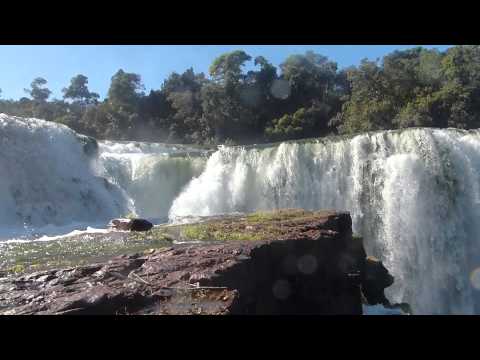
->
[0,209,342,276]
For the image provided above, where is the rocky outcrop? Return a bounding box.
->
[361,256,394,305]
[360,256,412,313]
[0,210,398,315]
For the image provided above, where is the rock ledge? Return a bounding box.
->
[0,209,396,315]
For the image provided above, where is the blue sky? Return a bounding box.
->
[0,45,452,100]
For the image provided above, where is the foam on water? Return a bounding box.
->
[2,225,112,244]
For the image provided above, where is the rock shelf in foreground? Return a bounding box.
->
[0,209,397,315]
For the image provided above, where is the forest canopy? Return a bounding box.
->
[1,45,480,145]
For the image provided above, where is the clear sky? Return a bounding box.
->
[0,45,452,100]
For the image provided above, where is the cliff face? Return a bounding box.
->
[0,210,395,315]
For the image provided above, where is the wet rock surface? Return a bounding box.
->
[361,256,394,305]
[361,257,412,314]
[0,210,397,315]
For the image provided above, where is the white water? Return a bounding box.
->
[169,129,480,314]
[3,114,480,314]
[0,114,132,237]
[98,140,207,221]
[0,114,208,240]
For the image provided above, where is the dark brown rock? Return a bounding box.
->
[361,256,394,306]
[130,219,153,232]
[109,218,153,232]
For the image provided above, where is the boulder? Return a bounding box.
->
[109,218,153,232]
[130,219,153,232]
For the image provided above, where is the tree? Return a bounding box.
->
[337,59,395,134]
[277,51,341,134]
[107,69,144,112]
[203,51,261,142]
[442,45,480,87]
[382,47,423,102]
[62,74,100,105]
[139,90,171,122]
[393,99,434,128]
[336,47,463,134]
[417,48,444,86]
[209,50,251,94]
[200,81,257,143]
[79,102,111,138]
[240,56,279,131]
[162,68,206,94]
[280,51,338,107]
[265,107,315,141]
[439,45,480,129]
[24,77,51,102]
[251,56,278,93]
[157,68,208,143]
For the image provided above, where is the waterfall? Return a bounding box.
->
[0,114,132,236]
[3,113,480,314]
[0,114,207,236]
[98,140,207,221]
[169,128,480,314]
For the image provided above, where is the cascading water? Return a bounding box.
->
[169,129,480,314]
[98,140,207,221]
[0,114,132,238]
[3,113,480,314]
[0,114,208,238]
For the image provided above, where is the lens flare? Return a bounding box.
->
[272,279,291,300]
[270,79,291,100]
[470,268,480,290]
[297,254,318,275]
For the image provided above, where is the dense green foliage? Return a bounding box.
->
[2,46,480,144]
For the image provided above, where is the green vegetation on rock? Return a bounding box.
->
[0,209,340,276]
[180,223,265,242]
[0,229,173,275]
[174,209,330,242]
